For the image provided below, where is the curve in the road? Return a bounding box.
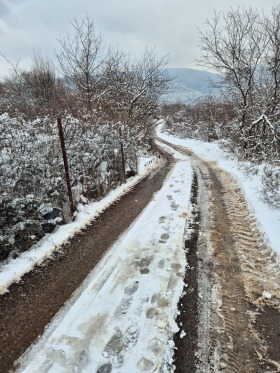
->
[158,138,280,373]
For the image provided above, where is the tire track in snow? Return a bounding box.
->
[157,138,280,372]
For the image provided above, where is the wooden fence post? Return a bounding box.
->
[119,126,126,183]
[57,117,75,216]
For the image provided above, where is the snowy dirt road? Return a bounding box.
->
[16,151,193,373]
[1,135,280,373]
[159,138,280,373]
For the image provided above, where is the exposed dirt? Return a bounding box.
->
[0,155,173,373]
[256,306,280,363]
[173,174,200,373]
[158,139,280,373]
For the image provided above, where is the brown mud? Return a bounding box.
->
[173,173,200,373]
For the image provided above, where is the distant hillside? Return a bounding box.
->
[161,67,220,104]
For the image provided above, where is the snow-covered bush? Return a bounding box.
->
[0,113,148,261]
[261,165,280,209]
[161,103,280,209]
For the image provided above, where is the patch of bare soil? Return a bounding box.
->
[207,167,261,372]
[173,174,199,373]
[256,306,280,365]
[209,166,280,372]
[0,155,173,373]
[158,139,280,373]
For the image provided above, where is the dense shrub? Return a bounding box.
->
[0,113,150,260]
[162,98,280,208]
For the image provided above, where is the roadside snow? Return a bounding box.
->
[17,153,193,373]
[157,120,280,258]
[0,156,160,295]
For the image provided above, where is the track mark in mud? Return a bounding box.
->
[173,174,199,373]
[214,170,280,372]
[157,138,280,372]
[222,177,280,311]
[208,167,262,373]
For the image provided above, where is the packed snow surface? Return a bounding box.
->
[18,151,193,372]
[157,121,280,258]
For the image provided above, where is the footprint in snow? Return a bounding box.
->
[139,256,152,274]
[97,363,112,373]
[137,357,154,371]
[124,281,139,295]
[171,202,179,210]
[103,330,124,357]
[140,268,150,274]
[114,296,132,317]
[159,233,169,243]
[158,259,165,268]
[149,338,165,356]
[146,307,159,319]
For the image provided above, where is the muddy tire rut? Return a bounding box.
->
[158,139,280,373]
[173,174,200,373]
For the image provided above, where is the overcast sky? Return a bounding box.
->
[0,0,278,77]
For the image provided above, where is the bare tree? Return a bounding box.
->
[263,6,280,118]
[56,14,104,114]
[100,47,170,179]
[1,51,58,117]
[128,48,170,124]
[27,51,57,107]
[99,48,129,120]
[198,8,268,132]
[0,53,30,114]
[103,47,170,128]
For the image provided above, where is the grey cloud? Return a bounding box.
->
[0,0,28,16]
[0,0,278,77]
[0,0,10,16]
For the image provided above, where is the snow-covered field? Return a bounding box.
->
[157,121,280,258]
[17,148,192,373]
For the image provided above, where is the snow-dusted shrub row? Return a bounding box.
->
[162,99,279,164]
[0,113,148,261]
[162,115,280,209]
[261,165,280,208]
